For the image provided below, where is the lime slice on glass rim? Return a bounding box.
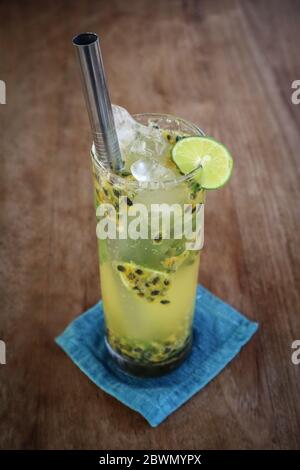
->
[172,136,233,189]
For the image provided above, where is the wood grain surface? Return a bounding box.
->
[1,0,300,450]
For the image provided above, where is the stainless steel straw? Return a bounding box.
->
[72,32,123,172]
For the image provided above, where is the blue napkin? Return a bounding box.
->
[56,285,258,427]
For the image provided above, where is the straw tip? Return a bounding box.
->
[72,32,99,47]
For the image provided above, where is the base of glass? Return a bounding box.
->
[105,334,193,378]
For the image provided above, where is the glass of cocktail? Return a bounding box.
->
[91,111,206,376]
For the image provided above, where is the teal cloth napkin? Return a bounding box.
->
[56,285,258,427]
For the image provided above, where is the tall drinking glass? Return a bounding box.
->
[91,113,205,376]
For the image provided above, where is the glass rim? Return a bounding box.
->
[91,112,205,190]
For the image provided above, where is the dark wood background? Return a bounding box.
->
[1,0,300,450]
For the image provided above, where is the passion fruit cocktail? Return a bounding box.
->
[91,111,232,376]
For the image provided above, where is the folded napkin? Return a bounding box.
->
[56,285,258,427]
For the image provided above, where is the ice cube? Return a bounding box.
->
[112,105,138,153]
[131,158,176,183]
[129,127,168,162]
[112,105,168,163]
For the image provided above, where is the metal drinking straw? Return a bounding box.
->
[72,32,123,172]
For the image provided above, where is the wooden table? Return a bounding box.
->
[1,0,300,450]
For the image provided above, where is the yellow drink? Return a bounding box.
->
[92,113,205,376]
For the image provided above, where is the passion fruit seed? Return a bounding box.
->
[153,233,163,244]
[107,330,190,364]
[188,181,202,201]
[115,261,171,303]
[93,175,135,213]
[161,250,190,272]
